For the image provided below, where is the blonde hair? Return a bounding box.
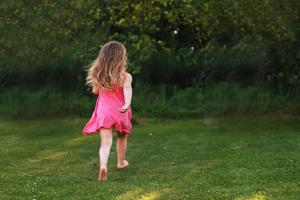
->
[86,41,127,89]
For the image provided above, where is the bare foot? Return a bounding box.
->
[117,160,129,170]
[98,165,107,181]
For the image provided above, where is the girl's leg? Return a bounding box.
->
[98,128,113,180]
[116,132,129,169]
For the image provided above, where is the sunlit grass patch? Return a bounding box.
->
[250,192,267,200]
[64,137,86,146]
[115,188,143,200]
[38,151,67,160]
[138,191,161,200]
[235,191,267,200]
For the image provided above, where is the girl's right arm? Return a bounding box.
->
[119,73,132,113]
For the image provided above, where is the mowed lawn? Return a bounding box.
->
[1,116,300,200]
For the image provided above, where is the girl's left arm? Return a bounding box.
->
[119,73,132,113]
[92,85,99,95]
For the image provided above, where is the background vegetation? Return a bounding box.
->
[0,0,299,118]
[1,2,300,199]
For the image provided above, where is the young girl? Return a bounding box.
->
[82,41,133,181]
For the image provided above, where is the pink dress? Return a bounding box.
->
[82,86,132,135]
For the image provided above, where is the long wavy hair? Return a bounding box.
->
[86,41,128,90]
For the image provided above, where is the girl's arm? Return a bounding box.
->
[119,73,132,113]
[92,85,99,95]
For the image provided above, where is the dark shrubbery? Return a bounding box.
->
[139,45,268,87]
[0,0,299,118]
[1,0,299,92]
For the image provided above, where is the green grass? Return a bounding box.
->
[1,115,300,199]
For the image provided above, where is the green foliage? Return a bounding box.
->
[140,45,267,87]
[133,82,299,118]
[1,83,298,119]
[0,87,93,118]
[0,0,299,92]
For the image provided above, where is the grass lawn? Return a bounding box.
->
[0,115,300,199]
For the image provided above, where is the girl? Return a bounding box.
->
[82,41,133,181]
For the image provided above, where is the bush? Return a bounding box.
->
[132,82,299,118]
[1,83,299,119]
[139,45,267,87]
[0,87,94,119]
